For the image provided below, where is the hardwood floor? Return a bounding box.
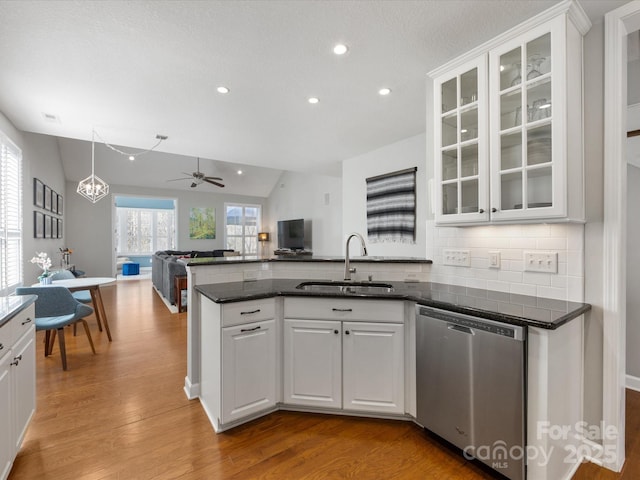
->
[6,277,640,479]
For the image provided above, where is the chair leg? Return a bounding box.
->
[57,327,67,371]
[48,330,57,355]
[44,330,51,357]
[80,319,96,354]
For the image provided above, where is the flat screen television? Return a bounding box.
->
[277,218,305,250]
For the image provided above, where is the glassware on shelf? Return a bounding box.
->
[510,63,522,87]
[526,55,546,80]
[531,98,551,121]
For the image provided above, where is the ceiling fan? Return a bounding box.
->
[167,158,225,188]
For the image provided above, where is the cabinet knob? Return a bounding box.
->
[479,208,485,214]
[0,343,3,350]
[491,207,497,213]
[345,330,350,335]
[334,329,339,334]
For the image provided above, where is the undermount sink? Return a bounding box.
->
[295,281,395,294]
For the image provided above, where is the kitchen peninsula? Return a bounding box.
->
[183,255,590,480]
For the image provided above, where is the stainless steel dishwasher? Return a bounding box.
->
[416,305,526,480]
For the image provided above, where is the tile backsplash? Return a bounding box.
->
[426,221,584,302]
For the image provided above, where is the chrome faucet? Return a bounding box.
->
[344,232,368,281]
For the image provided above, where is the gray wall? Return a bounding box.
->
[582,20,606,434]
[264,170,343,256]
[627,165,640,378]
[65,181,267,277]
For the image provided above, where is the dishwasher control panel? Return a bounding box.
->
[417,306,524,341]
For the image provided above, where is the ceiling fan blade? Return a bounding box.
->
[204,178,225,187]
[166,177,192,182]
[204,176,223,181]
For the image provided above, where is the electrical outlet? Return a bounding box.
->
[524,251,558,273]
[489,251,501,269]
[443,249,471,267]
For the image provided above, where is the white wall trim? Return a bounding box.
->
[627,375,640,392]
[603,0,640,472]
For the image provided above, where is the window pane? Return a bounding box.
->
[225,204,261,255]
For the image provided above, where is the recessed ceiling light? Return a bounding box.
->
[237,170,243,175]
[217,86,229,94]
[308,97,319,104]
[128,155,135,161]
[42,112,60,123]
[379,88,392,96]
[333,44,348,55]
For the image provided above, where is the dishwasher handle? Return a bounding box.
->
[448,324,474,335]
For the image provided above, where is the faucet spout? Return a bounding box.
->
[344,232,368,281]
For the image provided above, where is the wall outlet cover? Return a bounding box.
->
[524,251,558,273]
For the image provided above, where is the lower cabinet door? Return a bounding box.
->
[283,319,342,408]
[12,328,35,452]
[0,354,13,480]
[221,319,276,424]
[342,322,405,414]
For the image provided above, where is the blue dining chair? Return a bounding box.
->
[50,269,92,303]
[15,286,96,370]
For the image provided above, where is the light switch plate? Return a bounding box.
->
[489,251,501,269]
[443,249,471,267]
[524,251,558,273]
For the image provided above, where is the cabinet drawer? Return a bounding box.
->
[0,321,11,360]
[10,305,34,346]
[284,297,404,323]
[222,299,276,327]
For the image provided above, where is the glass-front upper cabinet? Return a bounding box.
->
[434,56,488,224]
[488,19,567,221]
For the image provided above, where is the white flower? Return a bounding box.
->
[30,252,52,273]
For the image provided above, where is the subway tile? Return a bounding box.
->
[537,237,567,250]
[498,270,523,283]
[486,281,510,294]
[536,285,567,301]
[523,271,552,286]
[510,283,537,296]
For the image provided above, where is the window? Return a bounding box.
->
[115,207,176,255]
[0,131,22,295]
[225,203,261,255]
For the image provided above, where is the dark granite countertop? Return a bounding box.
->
[195,279,590,330]
[182,255,432,266]
[0,295,37,328]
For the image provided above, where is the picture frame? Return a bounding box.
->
[189,207,216,239]
[44,214,52,238]
[34,211,44,238]
[57,218,63,238]
[51,216,58,238]
[57,194,63,215]
[51,189,58,214]
[33,178,44,208]
[44,185,51,211]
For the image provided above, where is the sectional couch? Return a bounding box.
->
[152,250,233,305]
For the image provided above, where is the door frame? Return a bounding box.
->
[603,0,640,472]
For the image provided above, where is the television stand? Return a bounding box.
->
[274,249,312,256]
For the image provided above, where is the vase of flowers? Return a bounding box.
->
[31,252,52,285]
[59,247,73,267]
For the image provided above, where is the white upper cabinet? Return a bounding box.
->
[434,56,489,224]
[432,1,589,225]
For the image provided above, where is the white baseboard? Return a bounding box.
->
[184,376,200,400]
[626,374,640,392]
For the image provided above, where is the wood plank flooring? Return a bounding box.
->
[6,277,640,479]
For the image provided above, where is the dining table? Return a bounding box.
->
[34,277,116,341]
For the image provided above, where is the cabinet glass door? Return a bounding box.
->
[435,57,487,223]
[495,32,553,214]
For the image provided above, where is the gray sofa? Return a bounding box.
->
[152,250,233,305]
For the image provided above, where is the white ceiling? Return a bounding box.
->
[0,0,627,194]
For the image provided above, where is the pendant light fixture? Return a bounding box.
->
[76,130,109,203]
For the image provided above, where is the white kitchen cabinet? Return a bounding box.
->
[199,297,278,432]
[283,319,342,408]
[221,319,277,423]
[432,3,588,225]
[342,321,404,414]
[283,298,405,415]
[434,56,489,224]
[0,303,36,480]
